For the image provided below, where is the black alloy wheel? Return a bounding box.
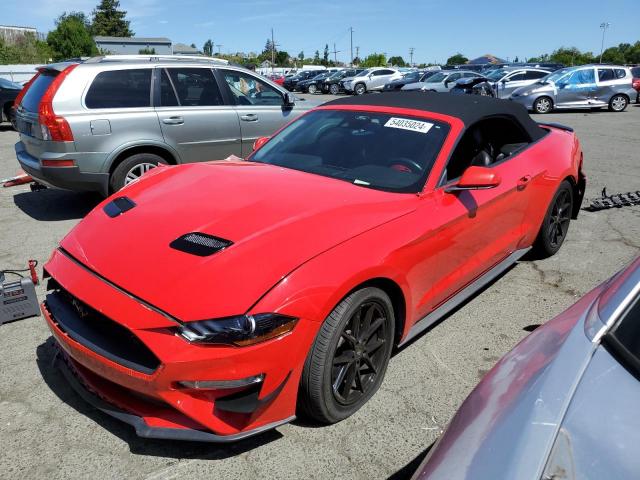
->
[331,301,388,406]
[531,180,573,258]
[299,287,394,423]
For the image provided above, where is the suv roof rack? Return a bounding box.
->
[84,55,229,65]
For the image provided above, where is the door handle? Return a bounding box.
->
[240,114,259,122]
[517,175,532,190]
[162,116,184,125]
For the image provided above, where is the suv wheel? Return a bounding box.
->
[299,287,394,424]
[354,83,366,95]
[308,84,317,94]
[330,84,340,95]
[533,96,553,114]
[608,94,628,112]
[110,153,168,192]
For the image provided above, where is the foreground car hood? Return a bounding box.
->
[61,161,415,321]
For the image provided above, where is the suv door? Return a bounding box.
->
[556,68,597,108]
[442,72,462,91]
[155,67,241,162]
[369,69,396,90]
[594,67,620,107]
[498,71,527,98]
[217,69,300,157]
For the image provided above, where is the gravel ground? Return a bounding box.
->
[0,98,638,480]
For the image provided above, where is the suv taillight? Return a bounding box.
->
[38,64,78,142]
[13,72,40,110]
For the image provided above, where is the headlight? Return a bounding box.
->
[178,313,298,346]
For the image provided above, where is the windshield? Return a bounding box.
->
[485,69,507,81]
[543,68,572,83]
[248,109,450,193]
[402,71,421,82]
[328,71,344,80]
[355,69,371,77]
[425,72,447,83]
[0,78,22,89]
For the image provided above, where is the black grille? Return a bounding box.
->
[170,232,232,257]
[46,288,160,374]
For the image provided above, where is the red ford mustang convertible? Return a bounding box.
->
[42,92,585,442]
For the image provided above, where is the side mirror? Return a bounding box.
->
[445,166,501,192]
[283,91,296,106]
[253,136,270,151]
[444,80,450,87]
[501,78,508,84]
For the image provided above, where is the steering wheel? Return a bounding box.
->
[387,157,424,174]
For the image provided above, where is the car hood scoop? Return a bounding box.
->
[170,232,233,257]
[60,161,416,321]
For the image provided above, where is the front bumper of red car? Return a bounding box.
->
[41,249,317,442]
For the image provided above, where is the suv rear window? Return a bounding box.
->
[20,72,56,112]
[86,69,151,109]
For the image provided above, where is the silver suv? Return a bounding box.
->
[342,67,401,95]
[14,55,309,194]
[510,64,636,113]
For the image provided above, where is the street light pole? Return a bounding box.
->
[349,27,354,66]
[409,47,414,67]
[599,22,610,63]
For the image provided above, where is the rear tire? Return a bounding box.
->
[608,94,628,112]
[531,181,573,259]
[308,84,317,94]
[330,84,340,95]
[533,96,553,114]
[299,287,394,424]
[109,153,168,193]
[354,83,366,95]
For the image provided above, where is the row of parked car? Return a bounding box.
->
[280,64,640,114]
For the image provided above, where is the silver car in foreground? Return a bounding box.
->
[510,64,636,113]
[414,255,640,480]
[14,55,309,195]
[402,70,481,92]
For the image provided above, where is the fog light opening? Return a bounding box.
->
[177,374,265,390]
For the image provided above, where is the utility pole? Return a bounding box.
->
[409,47,414,67]
[271,28,275,74]
[331,43,341,65]
[349,27,354,66]
[215,44,223,56]
[599,22,610,63]
[355,46,360,65]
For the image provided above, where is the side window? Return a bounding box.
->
[448,73,461,81]
[614,68,627,79]
[222,70,283,106]
[507,72,527,81]
[86,69,151,109]
[165,68,222,106]
[159,69,178,107]
[525,70,548,80]
[444,117,531,183]
[567,69,595,85]
[598,69,615,82]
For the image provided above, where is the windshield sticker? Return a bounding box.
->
[384,117,433,134]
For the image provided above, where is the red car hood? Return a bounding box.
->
[61,161,416,321]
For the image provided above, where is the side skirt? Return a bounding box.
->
[399,247,531,347]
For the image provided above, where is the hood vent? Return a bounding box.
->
[104,196,136,217]
[170,233,233,257]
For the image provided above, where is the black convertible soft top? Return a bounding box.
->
[325,91,546,141]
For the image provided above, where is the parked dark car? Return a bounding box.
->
[282,70,318,91]
[0,77,23,127]
[297,71,333,94]
[382,70,438,91]
[323,69,364,94]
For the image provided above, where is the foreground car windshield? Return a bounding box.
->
[249,109,450,193]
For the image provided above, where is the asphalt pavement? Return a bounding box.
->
[0,98,638,479]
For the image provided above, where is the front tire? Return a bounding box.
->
[330,84,340,95]
[110,153,167,192]
[531,181,573,258]
[299,287,395,424]
[608,94,628,112]
[308,84,317,94]
[533,96,553,114]
[354,83,366,95]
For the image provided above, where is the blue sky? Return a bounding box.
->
[3,0,638,63]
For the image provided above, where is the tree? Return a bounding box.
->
[297,51,304,61]
[138,47,155,54]
[446,53,468,65]
[352,56,361,66]
[91,0,133,37]
[190,43,196,49]
[47,12,98,61]
[275,50,289,66]
[203,39,213,56]
[548,47,594,66]
[264,38,273,55]
[361,53,386,67]
[0,33,51,64]
[513,56,519,63]
[388,56,406,67]
[322,44,329,66]
[313,50,320,64]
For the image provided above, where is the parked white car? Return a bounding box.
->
[342,67,402,95]
[402,70,481,93]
